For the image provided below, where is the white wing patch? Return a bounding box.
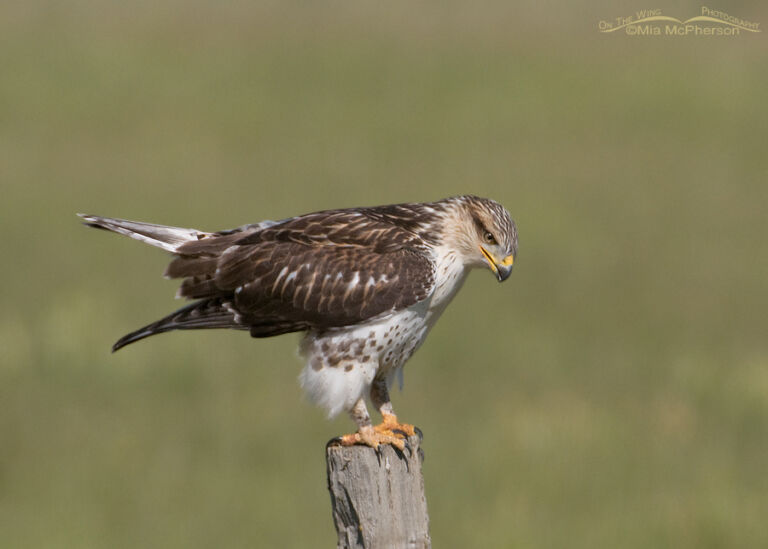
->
[272,266,289,290]
[343,272,361,305]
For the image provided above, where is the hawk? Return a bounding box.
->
[80,195,517,449]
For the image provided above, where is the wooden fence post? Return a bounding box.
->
[326,432,430,549]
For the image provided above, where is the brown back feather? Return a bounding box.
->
[163,208,439,336]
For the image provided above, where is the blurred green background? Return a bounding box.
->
[1,1,767,547]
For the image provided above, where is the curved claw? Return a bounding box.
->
[326,436,344,449]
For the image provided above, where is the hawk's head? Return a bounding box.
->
[443,195,518,282]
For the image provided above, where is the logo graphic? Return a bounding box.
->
[598,7,760,36]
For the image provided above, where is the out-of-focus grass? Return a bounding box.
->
[1,2,767,547]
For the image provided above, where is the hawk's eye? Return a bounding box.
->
[483,231,497,245]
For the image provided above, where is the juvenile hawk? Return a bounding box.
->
[80,195,517,449]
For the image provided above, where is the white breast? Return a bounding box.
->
[425,246,470,320]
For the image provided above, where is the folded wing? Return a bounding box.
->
[114,210,437,349]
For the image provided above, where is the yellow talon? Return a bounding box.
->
[338,425,406,451]
[376,414,416,437]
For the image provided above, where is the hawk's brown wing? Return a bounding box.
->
[171,210,436,337]
[219,242,434,336]
[111,209,438,349]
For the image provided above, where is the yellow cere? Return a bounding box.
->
[500,254,514,267]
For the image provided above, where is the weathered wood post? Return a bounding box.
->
[326,432,430,549]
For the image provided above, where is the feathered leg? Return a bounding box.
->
[370,377,416,439]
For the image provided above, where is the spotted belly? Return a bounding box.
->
[297,307,430,417]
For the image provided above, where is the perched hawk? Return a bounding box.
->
[80,195,517,449]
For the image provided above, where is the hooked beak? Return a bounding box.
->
[479,246,515,282]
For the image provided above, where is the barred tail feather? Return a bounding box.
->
[112,298,243,352]
[78,213,210,253]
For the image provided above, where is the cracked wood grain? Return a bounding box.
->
[326,433,430,549]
